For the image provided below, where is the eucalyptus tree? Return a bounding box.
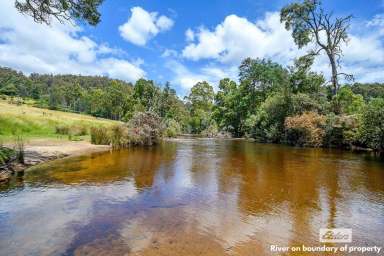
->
[15,0,103,25]
[213,78,242,135]
[280,0,352,95]
[288,55,325,94]
[186,81,215,133]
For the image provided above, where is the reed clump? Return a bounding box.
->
[90,126,110,145]
[14,135,25,164]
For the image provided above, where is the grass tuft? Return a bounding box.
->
[90,127,110,145]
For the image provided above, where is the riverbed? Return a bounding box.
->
[0,139,383,255]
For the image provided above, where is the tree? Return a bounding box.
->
[239,58,289,103]
[133,79,159,112]
[213,78,242,136]
[249,93,291,142]
[157,82,188,125]
[280,0,352,95]
[351,83,384,100]
[359,98,384,151]
[288,55,324,94]
[332,86,364,115]
[0,67,32,97]
[186,81,214,133]
[15,0,103,26]
[237,58,289,135]
[186,81,214,112]
[63,82,84,111]
[102,80,133,120]
[0,84,18,96]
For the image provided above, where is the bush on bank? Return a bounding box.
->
[163,119,182,138]
[284,112,362,149]
[90,112,163,148]
[323,114,360,148]
[285,112,326,147]
[0,147,15,166]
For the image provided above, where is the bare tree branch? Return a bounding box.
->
[280,0,352,95]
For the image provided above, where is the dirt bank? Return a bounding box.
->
[0,139,110,183]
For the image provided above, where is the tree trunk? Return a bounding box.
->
[329,53,338,96]
[328,53,342,113]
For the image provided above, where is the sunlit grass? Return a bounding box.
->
[0,100,120,141]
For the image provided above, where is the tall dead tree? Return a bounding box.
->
[280,0,353,95]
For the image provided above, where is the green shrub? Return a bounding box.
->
[290,93,327,114]
[0,147,15,165]
[324,114,360,148]
[201,122,219,137]
[90,126,110,145]
[251,93,290,143]
[358,98,384,151]
[332,86,365,114]
[163,119,182,138]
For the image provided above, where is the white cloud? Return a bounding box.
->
[367,14,384,27]
[182,13,299,64]
[119,6,174,46]
[166,60,207,89]
[185,28,195,42]
[166,60,236,92]
[0,1,145,82]
[343,35,384,65]
[181,12,384,83]
[156,15,174,31]
[98,58,146,82]
[161,49,178,58]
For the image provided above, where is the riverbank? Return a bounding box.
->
[0,139,111,183]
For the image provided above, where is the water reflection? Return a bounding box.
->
[0,139,383,255]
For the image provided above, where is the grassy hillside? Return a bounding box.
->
[0,100,119,141]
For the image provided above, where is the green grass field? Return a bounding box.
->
[0,100,119,142]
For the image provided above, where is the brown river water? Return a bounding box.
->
[0,139,383,255]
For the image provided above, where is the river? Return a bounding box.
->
[0,139,383,255]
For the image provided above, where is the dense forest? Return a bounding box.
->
[1,59,384,151]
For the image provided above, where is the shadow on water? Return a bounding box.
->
[0,139,383,255]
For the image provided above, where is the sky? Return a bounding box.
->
[0,0,383,95]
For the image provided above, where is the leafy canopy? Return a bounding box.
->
[15,0,103,25]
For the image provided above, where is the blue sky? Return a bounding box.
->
[1,0,384,95]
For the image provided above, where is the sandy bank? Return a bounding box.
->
[0,139,110,182]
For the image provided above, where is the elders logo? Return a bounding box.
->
[319,228,352,243]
